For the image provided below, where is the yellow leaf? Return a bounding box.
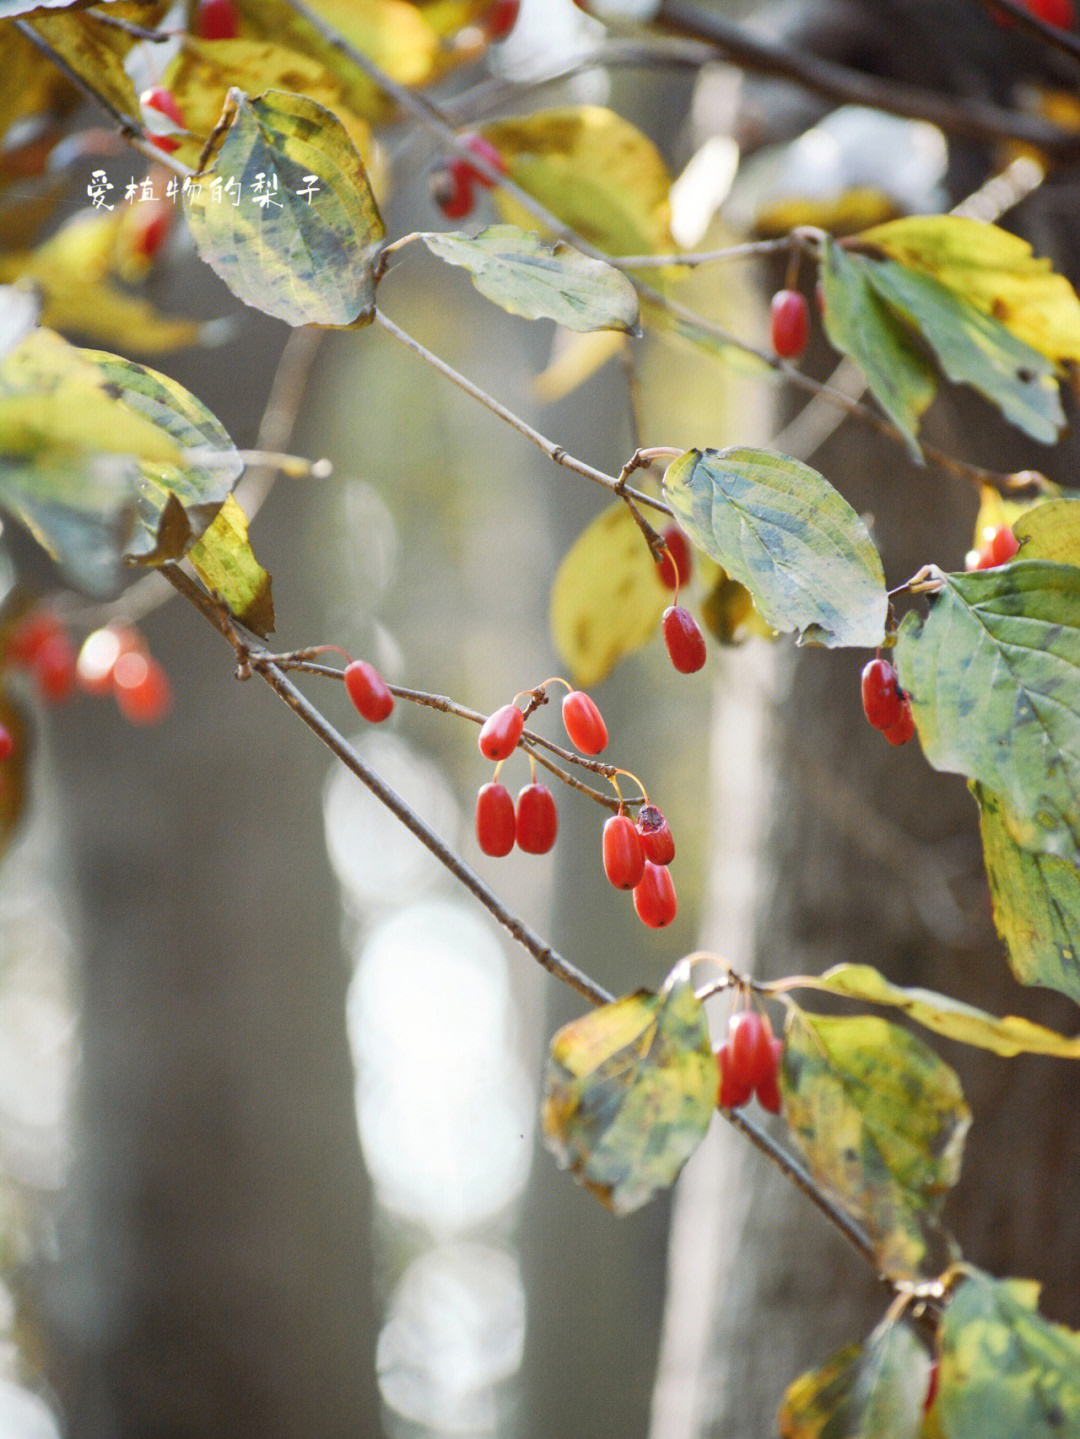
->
[482,107,674,258]
[534,329,627,403]
[188,494,274,637]
[857,215,1080,363]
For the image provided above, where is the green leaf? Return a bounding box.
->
[0,450,138,597]
[81,350,243,565]
[973,783,1080,1004]
[895,563,1080,864]
[663,447,887,648]
[549,501,670,687]
[1014,498,1080,567]
[856,215,1080,363]
[187,494,274,638]
[936,1268,1080,1438]
[184,88,385,328]
[420,226,639,333]
[782,1010,970,1278]
[795,962,1080,1057]
[483,107,674,259]
[860,259,1063,445]
[819,238,936,462]
[778,1321,930,1439]
[541,962,717,1215]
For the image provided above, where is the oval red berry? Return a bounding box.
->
[515,783,558,854]
[636,804,675,866]
[478,702,524,761]
[657,528,692,591]
[114,652,172,725]
[430,159,475,221]
[728,1011,776,1092]
[483,0,520,37]
[988,524,1019,566]
[0,725,13,762]
[475,782,516,857]
[770,288,810,359]
[662,606,707,673]
[602,814,645,890]
[717,1042,753,1109]
[633,861,678,928]
[562,690,608,754]
[463,134,507,187]
[32,629,77,704]
[195,0,241,38]
[860,657,904,731]
[883,698,916,746]
[344,660,394,723]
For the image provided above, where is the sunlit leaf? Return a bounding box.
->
[541,962,717,1215]
[782,1010,970,1278]
[82,348,244,563]
[187,494,274,637]
[185,88,384,327]
[973,783,1080,1004]
[795,962,1080,1057]
[549,501,671,686]
[895,563,1080,864]
[935,1267,1080,1438]
[483,107,674,258]
[420,226,639,332]
[778,1320,930,1439]
[663,447,887,648]
[861,260,1063,445]
[1014,498,1080,567]
[819,238,936,462]
[25,5,151,122]
[856,215,1080,363]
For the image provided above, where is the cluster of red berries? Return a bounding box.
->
[770,288,810,360]
[656,527,708,674]
[716,1008,784,1113]
[860,656,914,746]
[430,135,508,222]
[602,803,678,927]
[965,523,1019,572]
[5,611,172,724]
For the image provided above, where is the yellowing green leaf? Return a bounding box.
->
[974,783,1080,1004]
[699,569,773,645]
[187,494,274,637]
[796,962,1080,1058]
[549,501,670,687]
[936,1267,1080,1438]
[663,447,887,649]
[24,7,146,123]
[895,563,1080,864]
[857,215,1080,363]
[541,963,717,1215]
[185,88,385,328]
[1014,498,1080,567]
[778,1321,930,1439]
[819,238,936,462]
[483,107,674,258]
[420,226,640,332]
[782,1010,970,1278]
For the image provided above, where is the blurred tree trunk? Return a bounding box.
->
[650,4,1080,1434]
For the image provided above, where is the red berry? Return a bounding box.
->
[515,783,558,854]
[1026,0,1075,24]
[430,160,475,221]
[770,288,810,359]
[7,610,66,667]
[756,1040,785,1114]
[662,606,707,673]
[462,134,507,188]
[478,702,524,761]
[657,527,692,591]
[195,0,241,38]
[344,659,394,723]
[602,813,646,890]
[988,525,1019,566]
[923,1360,940,1414]
[0,725,13,762]
[129,201,173,261]
[883,698,916,746]
[717,1043,753,1109]
[31,629,76,703]
[140,87,185,153]
[860,657,904,731]
[76,624,144,697]
[636,804,675,866]
[561,690,607,754]
[632,861,678,928]
[113,651,172,724]
[475,781,516,856]
[729,1011,777,1092]
[483,0,520,37]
